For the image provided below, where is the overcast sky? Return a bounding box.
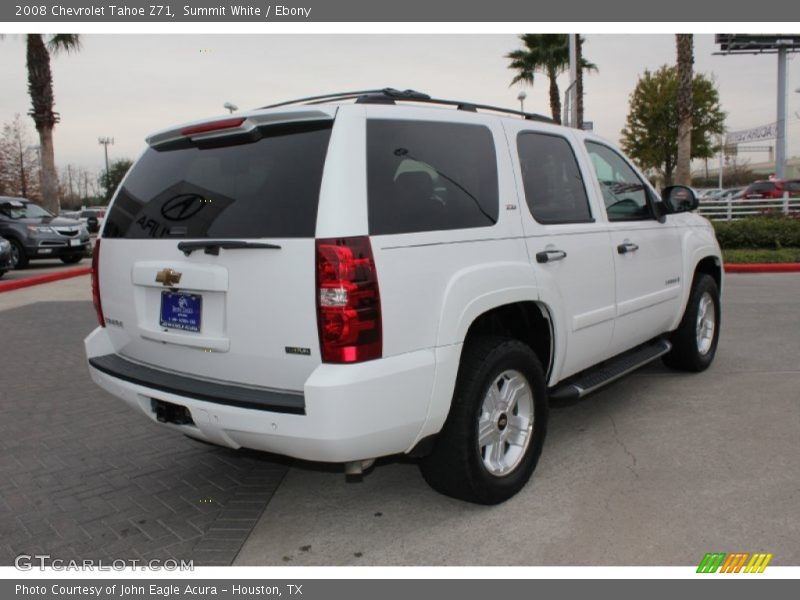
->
[1,34,798,174]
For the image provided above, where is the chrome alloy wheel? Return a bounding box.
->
[477,369,534,477]
[696,291,716,356]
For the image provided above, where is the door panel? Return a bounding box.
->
[583,140,684,355]
[607,222,683,354]
[504,124,616,381]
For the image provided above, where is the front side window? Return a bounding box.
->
[517,132,592,224]
[585,142,654,221]
[367,120,499,235]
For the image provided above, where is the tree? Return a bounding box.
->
[0,114,41,200]
[506,34,596,125]
[621,65,725,186]
[99,158,133,202]
[575,35,585,129]
[22,34,81,214]
[675,34,694,186]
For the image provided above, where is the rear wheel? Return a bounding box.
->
[0,270,6,279]
[61,254,83,265]
[419,336,548,505]
[663,274,721,372]
[9,239,28,269]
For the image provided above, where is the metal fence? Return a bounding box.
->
[697,197,800,221]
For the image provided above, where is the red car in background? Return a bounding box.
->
[741,179,800,199]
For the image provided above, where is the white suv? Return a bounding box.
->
[85,89,722,504]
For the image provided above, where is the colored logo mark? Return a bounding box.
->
[697,552,773,573]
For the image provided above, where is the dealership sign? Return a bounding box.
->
[726,122,777,145]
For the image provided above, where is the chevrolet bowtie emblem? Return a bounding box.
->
[155,268,182,287]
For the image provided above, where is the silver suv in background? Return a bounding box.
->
[0,197,91,269]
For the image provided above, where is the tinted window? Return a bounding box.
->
[104,122,332,239]
[517,132,592,224]
[585,142,654,221]
[746,182,777,194]
[367,120,498,235]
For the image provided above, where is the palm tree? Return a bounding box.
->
[507,34,596,125]
[575,35,585,129]
[25,34,81,213]
[675,34,694,186]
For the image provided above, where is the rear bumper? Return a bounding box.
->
[84,327,436,462]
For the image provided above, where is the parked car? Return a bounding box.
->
[741,179,800,199]
[0,197,91,269]
[0,236,12,278]
[718,187,743,201]
[696,188,721,200]
[85,89,723,504]
[78,208,107,234]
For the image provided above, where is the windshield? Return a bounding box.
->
[103,121,333,239]
[0,202,53,220]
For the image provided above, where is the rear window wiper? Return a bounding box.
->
[177,240,281,256]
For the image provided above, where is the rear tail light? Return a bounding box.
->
[315,237,382,363]
[91,239,105,327]
[181,117,245,136]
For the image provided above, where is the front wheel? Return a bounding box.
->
[9,239,28,269]
[419,336,548,505]
[663,274,721,372]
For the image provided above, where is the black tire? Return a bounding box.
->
[60,254,83,265]
[663,274,721,372]
[0,270,6,279]
[419,336,549,505]
[9,238,28,269]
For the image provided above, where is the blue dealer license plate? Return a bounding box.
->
[159,291,202,332]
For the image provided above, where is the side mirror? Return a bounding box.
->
[661,185,698,214]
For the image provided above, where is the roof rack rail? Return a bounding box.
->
[260,88,553,123]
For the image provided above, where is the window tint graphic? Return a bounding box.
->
[585,142,653,221]
[103,122,333,239]
[517,132,592,224]
[367,120,499,235]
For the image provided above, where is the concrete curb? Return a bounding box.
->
[0,267,91,293]
[725,263,800,273]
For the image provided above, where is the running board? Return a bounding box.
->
[549,339,672,401]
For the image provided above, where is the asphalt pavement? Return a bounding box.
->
[1,274,798,566]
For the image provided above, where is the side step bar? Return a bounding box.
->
[549,339,672,401]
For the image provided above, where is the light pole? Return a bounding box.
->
[517,90,527,115]
[98,137,114,198]
[223,102,238,114]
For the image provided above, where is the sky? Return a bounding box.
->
[1,33,798,175]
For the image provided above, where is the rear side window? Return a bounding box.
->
[517,132,593,224]
[367,120,499,235]
[103,122,333,239]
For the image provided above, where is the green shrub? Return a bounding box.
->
[712,215,800,249]
[722,248,800,263]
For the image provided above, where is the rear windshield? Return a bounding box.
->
[103,121,333,239]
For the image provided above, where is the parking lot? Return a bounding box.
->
[1,273,798,566]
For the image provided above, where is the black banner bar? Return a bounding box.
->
[2,0,798,22]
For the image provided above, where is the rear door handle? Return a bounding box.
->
[617,242,639,254]
[536,249,568,263]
